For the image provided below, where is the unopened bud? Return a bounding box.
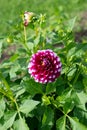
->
[24,11,34,26]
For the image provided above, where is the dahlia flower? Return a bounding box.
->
[24,11,34,26]
[28,49,62,83]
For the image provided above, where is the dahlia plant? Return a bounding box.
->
[0,12,87,130]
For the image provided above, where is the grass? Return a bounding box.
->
[0,0,87,36]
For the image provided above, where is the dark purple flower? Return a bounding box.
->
[28,49,62,83]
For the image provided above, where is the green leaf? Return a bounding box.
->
[77,91,87,110]
[71,90,81,105]
[27,42,34,50]
[76,91,87,111]
[56,88,72,107]
[0,124,5,130]
[34,33,41,46]
[66,17,76,31]
[46,77,65,95]
[83,77,87,93]
[18,57,28,68]
[56,115,66,130]
[63,98,75,114]
[55,88,76,113]
[68,116,87,130]
[0,98,5,119]
[2,111,17,130]
[9,62,21,79]
[67,64,77,81]
[15,88,25,99]
[19,99,40,115]
[14,118,29,130]
[42,95,51,105]
[56,77,65,95]
[10,54,19,62]
[67,43,87,61]
[74,107,87,126]
[73,81,84,91]
[67,65,76,77]
[41,107,54,129]
[80,64,87,77]
[46,83,56,94]
[21,78,43,96]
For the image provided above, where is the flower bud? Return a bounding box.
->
[24,11,34,26]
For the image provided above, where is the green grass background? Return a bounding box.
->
[0,0,87,35]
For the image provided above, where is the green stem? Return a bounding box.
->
[73,69,80,85]
[0,72,21,118]
[14,99,22,119]
[24,26,27,44]
[23,26,30,53]
[42,84,47,93]
[0,88,11,99]
[0,88,21,119]
[0,71,13,96]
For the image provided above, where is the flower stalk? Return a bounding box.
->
[23,26,30,53]
[0,71,21,119]
[0,71,13,96]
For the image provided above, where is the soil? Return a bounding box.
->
[0,44,16,63]
[75,29,87,42]
[74,11,87,42]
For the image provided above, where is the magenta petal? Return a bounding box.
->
[28,49,62,84]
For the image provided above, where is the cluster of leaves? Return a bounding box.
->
[0,12,87,130]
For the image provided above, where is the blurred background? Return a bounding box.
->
[0,0,87,36]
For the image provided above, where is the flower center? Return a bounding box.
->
[41,58,51,68]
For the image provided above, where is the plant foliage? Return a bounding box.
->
[0,11,87,130]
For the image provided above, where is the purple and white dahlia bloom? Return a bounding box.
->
[28,49,62,83]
